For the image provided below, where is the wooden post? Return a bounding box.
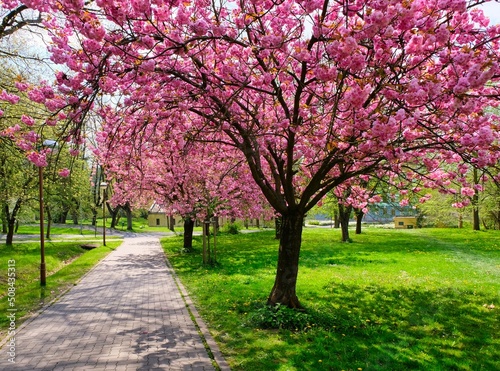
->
[202,220,207,264]
[212,219,217,263]
[205,221,211,263]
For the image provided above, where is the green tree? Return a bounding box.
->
[0,69,38,244]
[480,179,500,230]
[0,141,37,244]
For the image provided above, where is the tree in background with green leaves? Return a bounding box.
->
[0,67,40,244]
[0,18,94,241]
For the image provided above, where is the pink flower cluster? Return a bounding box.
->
[58,168,71,177]
[27,152,48,167]
[0,90,20,104]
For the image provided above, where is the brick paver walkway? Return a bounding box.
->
[2,237,224,370]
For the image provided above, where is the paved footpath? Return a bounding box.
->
[1,237,228,370]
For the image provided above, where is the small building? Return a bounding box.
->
[147,202,169,227]
[394,216,418,229]
[147,202,182,228]
[365,202,417,223]
[147,202,269,229]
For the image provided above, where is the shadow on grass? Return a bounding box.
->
[231,282,499,370]
[164,233,279,276]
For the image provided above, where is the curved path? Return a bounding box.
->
[2,236,229,370]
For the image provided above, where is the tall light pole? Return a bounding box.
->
[39,165,46,286]
[39,139,57,287]
[100,182,108,246]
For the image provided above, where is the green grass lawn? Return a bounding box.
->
[12,218,258,236]
[13,224,97,235]
[0,239,122,338]
[12,219,186,235]
[161,228,500,371]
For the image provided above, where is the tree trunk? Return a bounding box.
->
[1,209,7,234]
[58,209,69,224]
[91,209,97,226]
[71,209,78,224]
[355,210,363,234]
[338,203,352,242]
[274,216,282,239]
[46,206,52,239]
[203,219,210,237]
[472,168,480,231]
[333,208,340,228]
[267,211,304,309]
[169,214,175,232]
[5,199,22,245]
[55,212,62,223]
[472,206,480,231]
[183,218,194,251]
[122,202,133,231]
[214,216,220,233]
[6,219,15,245]
[126,210,133,231]
[497,204,500,230]
[482,218,489,230]
[109,205,119,229]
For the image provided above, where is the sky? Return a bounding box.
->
[480,1,500,24]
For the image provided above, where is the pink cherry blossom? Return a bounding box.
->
[58,168,71,177]
[21,115,35,126]
[27,151,48,167]
[399,199,410,207]
[460,187,476,197]
[15,81,30,91]
[69,148,80,156]
[0,90,20,104]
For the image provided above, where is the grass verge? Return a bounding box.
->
[0,239,122,339]
[161,228,500,371]
[14,222,181,235]
[14,225,98,235]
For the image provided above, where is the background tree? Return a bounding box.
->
[333,179,384,241]
[44,149,91,226]
[1,2,87,241]
[0,142,36,244]
[96,122,268,251]
[0,67,41,244]
[480,176,500,229]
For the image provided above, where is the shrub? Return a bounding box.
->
[248,304,313,331]
[223,222,241,234]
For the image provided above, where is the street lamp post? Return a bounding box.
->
[100,182,108,246]
[39,165,46,286]
[39,139,57,287]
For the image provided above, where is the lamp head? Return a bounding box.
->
[42,139,58,148]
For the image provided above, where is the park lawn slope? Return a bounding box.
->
[0,240,122,339]
[161,228,500,371]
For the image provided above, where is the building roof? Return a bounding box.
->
[148,202,166,214]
